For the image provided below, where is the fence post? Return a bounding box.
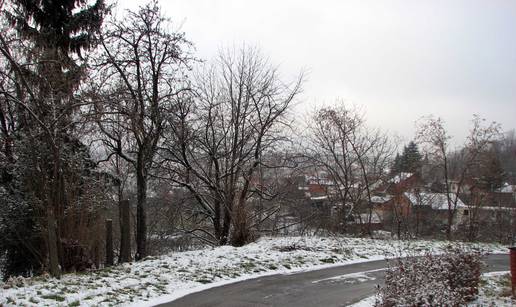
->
[119,200,132,263]
[510,247,516,297]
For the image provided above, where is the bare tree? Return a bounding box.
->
[307,103,394,235]
[158,46,303,246]
[416,115,501,240]
[91,1,192,259]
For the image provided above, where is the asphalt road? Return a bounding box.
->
[157,254,509,307]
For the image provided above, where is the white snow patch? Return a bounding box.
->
[389,172,413,184]
[468,270,515,306]
[370,195,392,204]
[348,294,377,307]
[404,192,467,210]
[312,268,385,284]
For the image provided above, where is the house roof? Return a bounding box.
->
[310,195,329,201]
[383,172,421,194]
[404,192,467,210]
[389,172,414,184]
[371,195,392,204]
[499,184,516,193]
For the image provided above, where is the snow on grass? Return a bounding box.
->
[0,236,507,306]
[469,271,515,306]
[348,294,377,307]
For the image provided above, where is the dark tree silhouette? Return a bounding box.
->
[0,0,108,278]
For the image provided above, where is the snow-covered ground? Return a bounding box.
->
[0,236,507,306]
[469,271,515,306]
[349,295,378,307]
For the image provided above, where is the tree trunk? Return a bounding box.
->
[397,219,401,240]
[105,219,114,266]
[213,200,221,241]
[48,148,61,278]
[47,208,60,278]
[135,167,147,260]
[119,199,132,263]
[220,200,232,245]
[446,210,453,240]
[443,153,454,241]
[230,203,249,247]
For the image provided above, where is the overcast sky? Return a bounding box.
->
[121,0,516,145]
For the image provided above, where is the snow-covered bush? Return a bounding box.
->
[376,248,483,306]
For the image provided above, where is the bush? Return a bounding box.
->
[376,248,483,306]
[0,195,43,280]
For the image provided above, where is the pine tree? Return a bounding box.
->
[477,149,506,191]
[0,0,108,278]
[400,141,422,173]
[391,142,422,174]
[391,153,402,174]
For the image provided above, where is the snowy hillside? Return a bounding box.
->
[0,236,506,307]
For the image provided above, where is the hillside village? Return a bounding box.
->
[287,169,516,240]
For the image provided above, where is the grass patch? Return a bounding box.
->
[196,278,212,284]
[240,262,256,270]
[41,294,66,302]
[320,257,335,263]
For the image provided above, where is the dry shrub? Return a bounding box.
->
[376,248,483,306]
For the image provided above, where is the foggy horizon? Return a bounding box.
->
[120,0,516,145]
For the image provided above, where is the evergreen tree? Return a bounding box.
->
[391,141,422,174]
[400,141,422,173]
[391,153,402,174]
[0,0,108,278]
[476,148,506,191]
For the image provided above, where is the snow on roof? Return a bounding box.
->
[499,184,516,193]
[404,192,467,210]
[371,195,392,204]
[305,175,335,186]
[369,179,384,191]
[389,172,413,184]
[310,195,328,201]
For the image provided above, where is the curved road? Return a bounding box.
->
[157,254,509,307]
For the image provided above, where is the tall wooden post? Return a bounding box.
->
[105,219,114,266]
[119,200,132,263]
[510,247,516,297]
